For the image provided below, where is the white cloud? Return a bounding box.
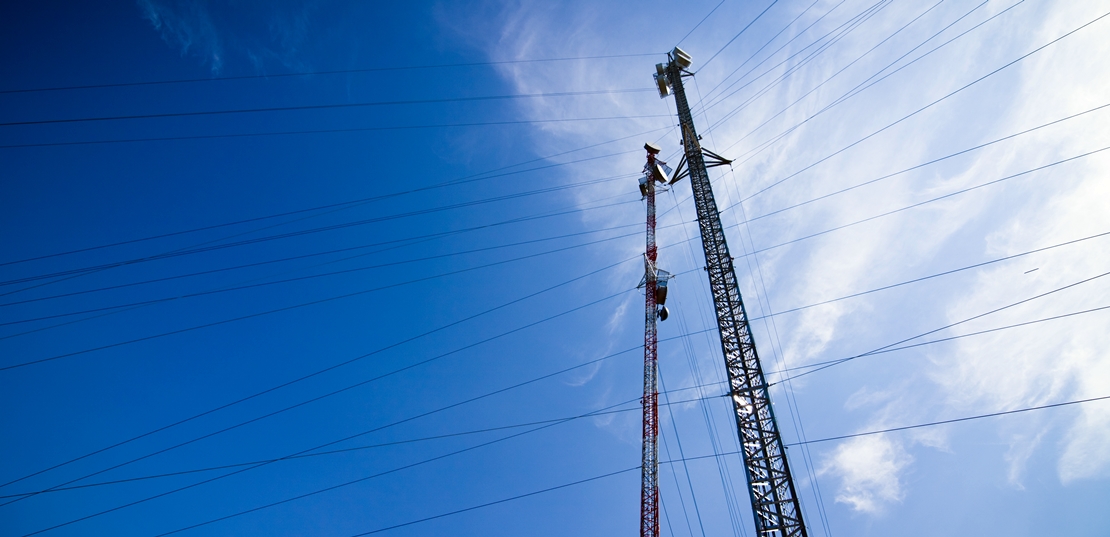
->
[441,0,1110,520]
[819,435,912,513]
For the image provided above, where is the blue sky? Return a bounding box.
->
[1,1,1108,536]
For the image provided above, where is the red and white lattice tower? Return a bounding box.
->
[640,142,662,537]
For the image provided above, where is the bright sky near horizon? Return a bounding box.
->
[1,1,1108,536]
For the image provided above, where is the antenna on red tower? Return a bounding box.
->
[638,141,671,537]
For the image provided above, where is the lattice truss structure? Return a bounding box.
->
[655,48,808,537]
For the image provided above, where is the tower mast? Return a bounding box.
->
[654,47,809,537]
[639,143,662,537]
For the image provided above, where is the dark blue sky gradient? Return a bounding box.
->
[4,1,1110,536]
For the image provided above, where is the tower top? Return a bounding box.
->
[644,142,661,154]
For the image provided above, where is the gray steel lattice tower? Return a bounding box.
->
[654,47,809,537]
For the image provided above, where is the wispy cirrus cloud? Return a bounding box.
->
[440,0,1110,524]
[139,0,224,72]
[137,0,321,74]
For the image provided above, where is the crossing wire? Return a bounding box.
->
[673,82,751,536]
[736,9,1110,202]
[697,0,882,113]
[699,0,782,71]
[659,101,1109,246]
[0,385,726,499]
[0,126,666,268]
[154,391,724,537]
[3,265,705,504]
[0,218,653,310]
[0,198,643,343]
[0,88,657,127]
[0,223,659,327]
[725,145,1110,259]
[0,170,639,287]
[727,102,1110,222]
[774,268,1110,384]
[0,115,671,150]
[702,0,894,126]
[1,286,641,516]
[770,304,1110,378]
[708,0,958,135]
[296,394,1110,536]
[724,0,1029,163]
[0,261,639,489]
[0,53,663,94]
[697,0,847,105]
[659,365,709,537]
[721,0,1002,154]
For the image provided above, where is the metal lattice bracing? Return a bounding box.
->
[640,148,661,537]
[660,49,808,537]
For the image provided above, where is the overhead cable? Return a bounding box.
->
[703,0,893,119]
[0,387,724,499]
[0,171,638,287]
[350,393,1110,536]
[0,126,665,268]
[727,102,1110,221]
[708,0,956,134]
[739,9,1110,201]
[775,268,1110,384]
[0,115,671,150]
[0,53,662,95]
[698,0,848,105]
[0,222,687,327]
[726,0,1027,160]
[727,145,1110,257]
[773,303,1110,377]
[700,0,782,70]
[0,88,657,127]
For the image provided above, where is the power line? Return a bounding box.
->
[698,0,846,105]
[0,386,723,499]
[0,221,684,327]
[775,268,1110,384]
[343,467,640,537]
[676,0,727,46]
[0,88,656,127]
[748,229,1110,324]
[726,145,1110,258]
[728,102,1110,222]
[0,115,671,150]
[2,268,707,503]
[316,392,1110,536]
[149,396,729,537]
[725,0,1027,162]
[703,0,892,121]
[0,53,662,95]
[0,126,665,269]
[0,219,657,310]
[0,236,641,372]
[19,393,641,537]
[328,390,1110,537]
[700,0,782,70]
[707,0,955,135]
[698,0,881,113]
[737,9,1110,201]
[772,303,1110,377]
[2,286,640,516]
[0,171,637,287]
